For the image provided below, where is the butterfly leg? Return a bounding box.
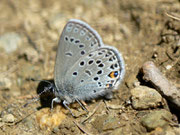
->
[63,100,75,117]
[75,99,88,113]
[51,97,61,110]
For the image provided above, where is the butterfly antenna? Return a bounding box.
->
[27,78,53,85]
[23,78,54,107]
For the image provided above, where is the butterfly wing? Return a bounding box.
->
[54,19,104,93]
[64,46,125,101]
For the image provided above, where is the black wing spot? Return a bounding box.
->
[80,61,85,66]
[85,70,91,76]
[109,57,113,61]
[97,70,102,75]
[98,63,104,68]
[112,56,116,60]
[96,60,101,64]
[93,90,96,93]
[81,50,85,55]
[105,54,110,57]
[108,51,112,55]
[64,36,68,41]
[65,52,72,56]
[88,60,94,65]
[94,77,99,81]
[89,53,93,57]
[70,37,74,42]
[98,52,103,55]
[73,72,78,76]
[90,43,94,47]
[114,63,118,68]
[98,82,102,87]
[79,44,84,48]
[81,80,84,83]
[101,50,106,53]
[90,41,96,47]
[110,64,114,69]
[75,40,80,44]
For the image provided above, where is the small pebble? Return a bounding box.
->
[0,77,12,90]
[91,114,124,132]
[36,106,67,130]
[2,114,15,123]
[0,32,23,53]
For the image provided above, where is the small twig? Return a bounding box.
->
[17,95,34,99]
[162,116,179,127]
[142,61,180,110]
[15,110,37,125]
[0,65,17,77]
[165,12,180,21]
[73,120,93,135]
[81,101,103,123]
[104,101,123,110]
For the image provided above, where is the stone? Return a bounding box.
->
[36,106,67,130]
[141,109,172,131]
[131,86,163,109]
[2,114,15,123]
[91,114,124,133]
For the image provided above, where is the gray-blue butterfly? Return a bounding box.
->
[51,19,125,116]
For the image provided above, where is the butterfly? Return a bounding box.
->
[50,19,125,116]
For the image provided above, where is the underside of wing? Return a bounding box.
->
[64,46,125,101]
[54,19,104,91]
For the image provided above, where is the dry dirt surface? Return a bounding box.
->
[0,0,180,135]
